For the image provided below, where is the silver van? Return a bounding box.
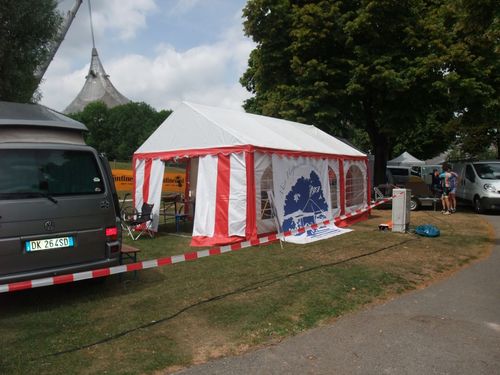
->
[453,160,500,213]
[0,101,121,284]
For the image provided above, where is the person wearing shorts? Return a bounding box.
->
[440,164,452,214]
[448,166,458,212]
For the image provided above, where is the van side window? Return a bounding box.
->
[0,149,104,198]
[465,165,475,182]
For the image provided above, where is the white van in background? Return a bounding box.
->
[452,160,500,213]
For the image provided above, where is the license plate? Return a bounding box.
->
[25,236,74,252]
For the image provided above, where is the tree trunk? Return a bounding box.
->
[362,93,390,186]
[372,135,390,186]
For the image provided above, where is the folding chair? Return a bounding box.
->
[122,203,154,240]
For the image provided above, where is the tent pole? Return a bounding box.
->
[184,158,191,217]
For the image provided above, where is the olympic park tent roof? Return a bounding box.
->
[387,151,425,166]
[135,102,365,159]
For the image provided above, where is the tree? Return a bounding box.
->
[107,102,171,160]
[0,0,62,102]
[448,0,500,158]
[241,0,457,184]
[71,102,171,160]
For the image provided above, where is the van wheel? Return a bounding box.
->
[410,198,420,211]
[474,197,484,214]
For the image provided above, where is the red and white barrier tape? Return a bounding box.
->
[0,195,395,293]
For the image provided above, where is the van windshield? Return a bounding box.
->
[0,149,105,199]
[473,163,500,180]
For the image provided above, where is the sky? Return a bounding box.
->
[39,0,254,112]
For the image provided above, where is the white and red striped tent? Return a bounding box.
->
[133,102,370,246]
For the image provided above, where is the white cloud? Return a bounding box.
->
[91,0,157,40]
[56,0,157,57]
[40,11,255,112]
[168,0,202,16]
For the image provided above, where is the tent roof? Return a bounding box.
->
[63,48,130,114]
[388,151,425,166]
[0,101,87,131]
[135,102,365,158]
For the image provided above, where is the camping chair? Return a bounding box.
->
[122,203,154,240]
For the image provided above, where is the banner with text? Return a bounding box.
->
[112,169,185,193]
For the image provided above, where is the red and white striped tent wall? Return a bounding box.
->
[133,102,370,247]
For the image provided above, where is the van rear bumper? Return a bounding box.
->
[0,256,119,285]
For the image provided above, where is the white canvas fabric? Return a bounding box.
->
[344,159,367,214]
[388,151,425,166]
[134,158,165,231]
[148,159,166,230]
[134,159,146,211]
[281,222,352,244]
[328,159,341,218]
[254,152,275,234]
[272,155,334,244]
[136,102,365,157]
[193,155,218,237]
[228,153,247,236]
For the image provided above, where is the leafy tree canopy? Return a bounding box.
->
[241,0,495,184]
[70,102,171,160]
[447,0,500,159]
[0,0,62,102]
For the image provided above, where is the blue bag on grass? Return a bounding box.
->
[415,224,440,237]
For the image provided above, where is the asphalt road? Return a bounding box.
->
[176,213,500,375]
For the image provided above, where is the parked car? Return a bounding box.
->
[0,101,122,284]
[376,166,440,211]
[452,160,500,213]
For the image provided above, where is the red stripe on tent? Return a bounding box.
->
[184,159,191,216]
[214,154,231,238]
[92,268,111,278]
[365,158,372,211]
[191,235,245,247]
[142,159,153,203]
[158,257,173,266]
[9,280,32,292]
[185,252,198,261]
[339,159,346,215]
[231,243,242,251]
[245,151,258,242]
[268,234,277,241]
[53,274,74,284]
[132,157,138,211]
[134,145,368,162]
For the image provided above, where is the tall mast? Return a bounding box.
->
[88,0,96,49]
[33,0,83,89]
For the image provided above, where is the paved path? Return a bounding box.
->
[176,215,500,375]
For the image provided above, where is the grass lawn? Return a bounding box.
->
[0,209,493,374]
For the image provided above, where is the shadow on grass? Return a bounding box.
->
[28,237,418,361]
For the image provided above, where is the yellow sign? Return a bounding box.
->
[112,169,185,193]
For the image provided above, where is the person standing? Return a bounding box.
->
[431,169,441,197]
[448,165,458,213]
[440,164,452,215]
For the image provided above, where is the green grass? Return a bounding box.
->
[0,210,491,374]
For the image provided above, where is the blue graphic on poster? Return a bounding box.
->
[282,171,329,236]
[272,155,351,244]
